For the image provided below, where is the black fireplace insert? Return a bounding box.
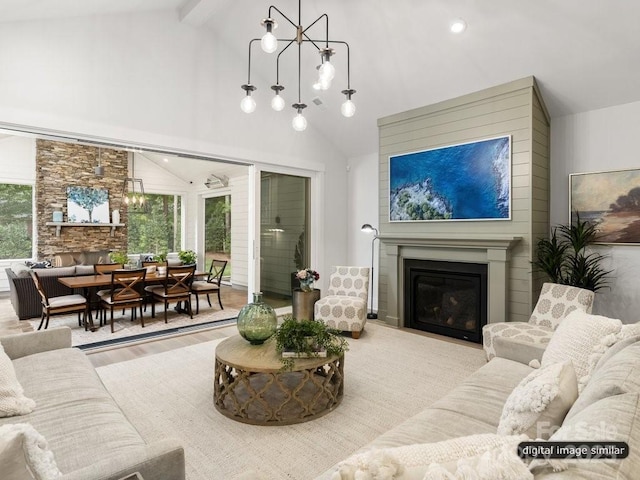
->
[404,259,487,343]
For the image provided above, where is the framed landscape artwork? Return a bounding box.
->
[66,186,110,223]
[570,168,640,244]
[388,136,511,222]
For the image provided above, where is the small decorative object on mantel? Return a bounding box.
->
[274,315,349,370]
[237,292,278,345]
[296,268,319,292]
[111,209,120,224]
[51,203,63,222]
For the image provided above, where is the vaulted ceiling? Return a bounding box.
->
[1,0,640,159]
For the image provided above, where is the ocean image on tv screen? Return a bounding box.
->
[389,136,511,221]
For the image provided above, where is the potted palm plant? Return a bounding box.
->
[533,213,611,292]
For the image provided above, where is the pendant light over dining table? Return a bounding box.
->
[122,153,147,213]
[240,0,356,131]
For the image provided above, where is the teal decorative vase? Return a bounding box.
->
[237,292,278,345]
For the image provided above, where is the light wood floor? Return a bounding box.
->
[0,284,293,368]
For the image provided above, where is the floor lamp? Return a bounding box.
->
[361,224,379,319]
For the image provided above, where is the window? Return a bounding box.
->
[127,193,182,255]
[0,183,33,260]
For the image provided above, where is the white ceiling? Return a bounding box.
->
[1,0,640,160]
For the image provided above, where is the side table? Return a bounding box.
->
[214,335,344,425]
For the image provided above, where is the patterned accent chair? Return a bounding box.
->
[482,282,595,362]
[314,266,370,339]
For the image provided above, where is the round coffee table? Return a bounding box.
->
[213,335,344,425]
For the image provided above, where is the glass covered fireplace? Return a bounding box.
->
[404,259,488,343]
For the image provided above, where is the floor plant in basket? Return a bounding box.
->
[274,315,349,370]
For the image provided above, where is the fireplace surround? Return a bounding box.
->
[379,234,521,334]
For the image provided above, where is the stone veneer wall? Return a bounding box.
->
[36,140,128,259]
[377,76,550,326]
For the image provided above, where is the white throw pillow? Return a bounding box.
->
[0,343,36,417]
[541,310,623,392]
[498,361,577,439]
[0,423,62,480]
[330,433,530,480]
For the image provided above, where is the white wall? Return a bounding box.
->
[551,100,640,322]
[347,153,379,312]
[0,10,350,295]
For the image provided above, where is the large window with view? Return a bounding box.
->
[127,193,182,256]
[0,183,33,260]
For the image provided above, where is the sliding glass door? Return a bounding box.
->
[259,172,310,306]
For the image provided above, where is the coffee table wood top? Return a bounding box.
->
[215,334,339,372]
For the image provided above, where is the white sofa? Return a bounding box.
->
[317,314,640,479]
[0,327,185,480]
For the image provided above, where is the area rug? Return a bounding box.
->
[96,323,486,480]
[26,307,240,349]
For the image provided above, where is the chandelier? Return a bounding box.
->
[240,0,356,131]
[122,154,147,213]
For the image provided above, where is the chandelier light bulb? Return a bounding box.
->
[341,99,356,117]
[271,93,285,111]
[261,32,278,53]
[240,94,256,113]
[318,60,335,82]
[292,112,307,131]
[316,76,331,91]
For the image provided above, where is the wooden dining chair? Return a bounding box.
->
[31,271,88,331]
[144,264,196,323]
[97,268,147,333]
[191,260,227,314]
[94,263,124,275]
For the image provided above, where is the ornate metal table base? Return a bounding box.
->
[213,336,344,425]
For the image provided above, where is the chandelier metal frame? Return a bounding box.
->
[240,0,356,131]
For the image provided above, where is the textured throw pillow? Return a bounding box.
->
[0,423,62,480]
[0,343,36,417]
[498,361,577,439]
[541,310,623,392]
[330,433,530,480]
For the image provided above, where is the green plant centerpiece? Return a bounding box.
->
[155,251,168,263]
[178,249,197,265]
[533,213,612,292]
[274,315,349,370]
[108,251,128,265]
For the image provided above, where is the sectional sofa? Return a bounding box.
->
[318,311,640,479]
[6,250,111,319]
[0,327,185,480]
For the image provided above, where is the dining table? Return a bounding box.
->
[58,270,207,331]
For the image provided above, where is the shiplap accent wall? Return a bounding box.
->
[377,77,550,325]
[230,175,249,287]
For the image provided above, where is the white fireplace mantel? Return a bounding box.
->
[379,233,522,328]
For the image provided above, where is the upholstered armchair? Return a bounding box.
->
[314,266,370,338]
[482,282,595,362]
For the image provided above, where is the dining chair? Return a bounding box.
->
[144,264,196,323]
[94,263,125,274]
[31,271,88,331]
[191,259,227,314]
[97,268,147,333]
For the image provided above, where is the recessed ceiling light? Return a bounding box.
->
[450,18,467,34]
[163,157,169,162]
